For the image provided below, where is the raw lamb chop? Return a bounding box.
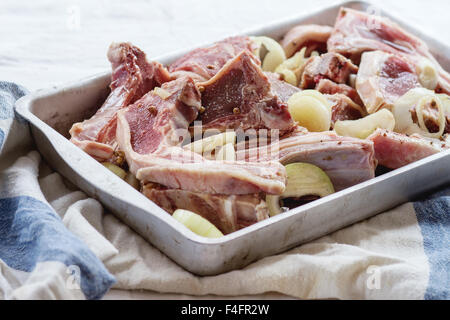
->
[356,51,420,113]
[169,36,256,82]
[300,52,358,89]
[236,131,376,190]
[197,50,294,133]
[327,7,450,94]
[280,24,333,58]
[265,72,300,103]
[367,128,450,169]
[116,76,287,195]
[70,42,171,161]
[142,184,268,234]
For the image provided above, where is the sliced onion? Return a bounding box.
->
[251,36,286,72]
[266,163,334,216]
[185,131,236,155]
[275,67,297,86]
[124,172,140,190]
[393,88,445,138]
[416,95,445,138]
[274,47,309,85]
[280,47,307,70]
[417,58,438,90]
[102,162,126,179]
[297,90,331,111]
[334,109,395,139]
[216,143,236,161]
[172,209,223,238]
[437,94,450,112]
[287,91,331,132]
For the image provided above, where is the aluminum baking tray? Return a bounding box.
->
[15,1,450,275]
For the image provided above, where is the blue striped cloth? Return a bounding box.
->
[0,82,115,300]
[413,189,450,299]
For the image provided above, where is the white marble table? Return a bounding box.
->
[1,0,449,91]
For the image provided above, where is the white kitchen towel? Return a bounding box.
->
[1,81,449,300]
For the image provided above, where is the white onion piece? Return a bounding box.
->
[393,88,445,138]
[280,47,307,70]
[334,109,395,139]
[186,131,236,155]
[172,209,223,238]
[124,172,140,190]
[287,91,331,132]
[417,58,438,90]
[437,94,450,114]
[299,90,332,111]
[266,162,334,216]
[251,36,286,72]
[275,47,316,86]
[275,67,297,86]
[216,143,236,161]
[101,162,126,179]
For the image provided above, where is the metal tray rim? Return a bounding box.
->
[15,0,450,244]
